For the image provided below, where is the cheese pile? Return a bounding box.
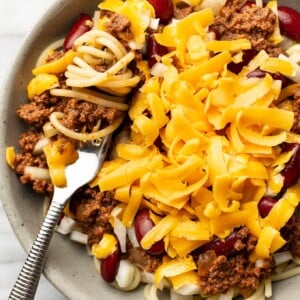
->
[90,3,300,288]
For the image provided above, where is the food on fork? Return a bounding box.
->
[6,0,300,299]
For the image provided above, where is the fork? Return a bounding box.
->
[8,134,111,300]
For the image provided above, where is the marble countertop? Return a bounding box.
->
[0,1,66,299]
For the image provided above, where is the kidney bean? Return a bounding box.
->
[258,196,277,218]
[227,49,257,74]
[259,196,296,231]
[278,6,300,42]
[134,210,165,255]
[281,143,300,189]
[147,0,174,23]
[247,68,289,87]
[247,69,268,79]
[100,248,121,283]
[146,34,169,68]
[63,13,92,51]
[197,231,240,257]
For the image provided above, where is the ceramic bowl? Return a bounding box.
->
[1,0,300,299]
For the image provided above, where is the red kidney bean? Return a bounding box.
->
[281,143,300,189]
[247,69,268,79]
[146,34,169,68]
[247,68,289,87]
[227,49,257,74]
[134,210,165,255]
[258,196,277,218]
[197,231,240,257]
[63,13,92,51]
[278,6,300,42]
[147,0,174,23]
[258,196,296,230]
[100,248,121,283]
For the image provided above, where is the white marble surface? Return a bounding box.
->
[0,1,66,299]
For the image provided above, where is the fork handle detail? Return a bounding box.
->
[9,200,64,300]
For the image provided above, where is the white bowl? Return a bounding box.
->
[0,0,300,299]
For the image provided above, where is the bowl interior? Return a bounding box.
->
[0,0,300,299]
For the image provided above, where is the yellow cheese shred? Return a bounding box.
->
[154,256,196,288]
[91,233,118,259]
[169,271,199,290]
[90,6,300,263]
[6,147,16,169]
[205,39,251,53]
[33,50,76,75]
[43,139,78,187]
[141,214,181,250]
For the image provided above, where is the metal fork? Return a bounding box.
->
[8,134,111,300]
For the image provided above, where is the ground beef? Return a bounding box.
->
[59,99,124,131]
[127,243,162,273]
[240,259,271,297]
[18,131,42,153]
[196,227,269,297]
[14,152,46,174]
[233,226,257,253]
[198,254,271,298]
[17,91,60,128]
[15,131,53,194]
[104,11,134,43]
[17,102,54,128]
[210,0,282,57]
[290,218,300,257]
[18,88,124,132]
[291,87,300,133]
[32,90,61,107]
[14,130,53,194]
[69,187,118,245]
[15,152,53,194]
[174,2,193,19]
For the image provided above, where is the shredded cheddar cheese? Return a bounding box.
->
[32,50,76,75]
[169,270,199,290]
[43,139,78,187]
[87,5,300,282]
[27,74,59,100]
[6,146,16,169]
[92,233,118,259]
[154,256,196,288]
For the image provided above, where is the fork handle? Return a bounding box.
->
[9,200,64,300]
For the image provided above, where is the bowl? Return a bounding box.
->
[0,0,300,299]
